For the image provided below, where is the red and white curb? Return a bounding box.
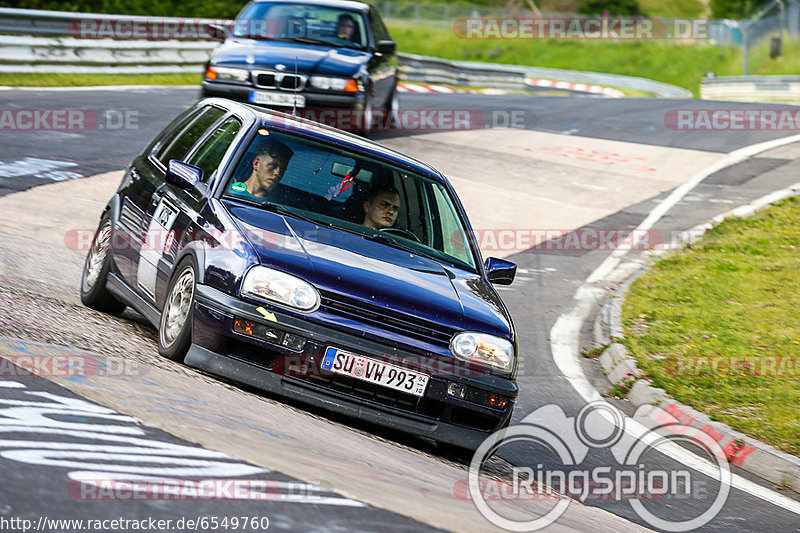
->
[396,83,499,94]
[397,80,625,98]
[525,78,625,98]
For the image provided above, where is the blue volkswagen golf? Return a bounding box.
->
[80,98,518,451]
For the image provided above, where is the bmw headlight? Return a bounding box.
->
[450,332,515,373]
[310,76,360,92]
[205,66,250,83]
[241,266,319,311]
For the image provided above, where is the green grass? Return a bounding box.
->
[0,72,201,87]
[389,20,742,96]
[4,23,800,95]
[639,0,705,18]
[622,196,800,456]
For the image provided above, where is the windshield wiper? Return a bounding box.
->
[279,36,342,47]
[363,231,421,255]
[257,201,322,225]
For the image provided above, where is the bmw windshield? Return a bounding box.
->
[232,2,368,49]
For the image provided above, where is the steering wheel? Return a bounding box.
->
[379,227,421,243]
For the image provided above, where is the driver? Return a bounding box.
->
[362,185,400,229]
[229,138,294,200]
[336,13,356,42]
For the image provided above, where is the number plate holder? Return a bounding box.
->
[321,347,429,397]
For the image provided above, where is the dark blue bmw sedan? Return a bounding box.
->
[201,0,397,131]
[81,98,518,451]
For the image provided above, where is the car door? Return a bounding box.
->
[148,113,245,308]
[128,105,228,301]
[114,106,202,285]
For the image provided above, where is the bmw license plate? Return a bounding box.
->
[321,347,429,397]
[249,91,305,108]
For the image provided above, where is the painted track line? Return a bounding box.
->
[550,133,800,515]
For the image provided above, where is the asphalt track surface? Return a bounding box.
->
[1,86,800,532]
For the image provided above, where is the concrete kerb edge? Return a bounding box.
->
[591,181,800,494]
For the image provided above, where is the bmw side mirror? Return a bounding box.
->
[376,40,396,55]
[208,23,229,41]
[167,160,206,197]
[485,257,516,285]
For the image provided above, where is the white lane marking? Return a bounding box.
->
[550,133,800,515]
[0,157,81,180]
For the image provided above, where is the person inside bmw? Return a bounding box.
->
[335,13,357,42]
[362,185,400,229]
[228,138,294,201]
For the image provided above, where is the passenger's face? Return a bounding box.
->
[252,153,288,194]
[363,191,400,229]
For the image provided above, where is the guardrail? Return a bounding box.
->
[0,7,692,98]
[701,75,800,102]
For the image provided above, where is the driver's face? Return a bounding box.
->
[337,19,355,40]
[363,191,400,229]
[252,153,288,193]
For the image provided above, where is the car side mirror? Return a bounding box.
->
[208,23,229,41]
[485,257,516,285]
[376,40,395,55]
[167,160,207,197]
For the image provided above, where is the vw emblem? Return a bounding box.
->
[275,64,286,71]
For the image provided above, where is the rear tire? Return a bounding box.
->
[158,257,196,362]
[80,214,126,314]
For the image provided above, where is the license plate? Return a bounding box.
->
[321,347,429,397]
[249,91,305,108]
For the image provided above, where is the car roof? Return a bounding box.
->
[249,0,371,13]
[206,98,445,182]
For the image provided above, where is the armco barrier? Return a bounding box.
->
[701,75,800,102]
[0,7,692,98]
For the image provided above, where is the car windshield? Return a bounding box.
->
[222,127,478,272]
[232,2,368,49]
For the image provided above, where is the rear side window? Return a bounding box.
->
[187,116,242,183]
[158,107,226,166]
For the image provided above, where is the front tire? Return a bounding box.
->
[158,257,196,362]
[80,214,126,314]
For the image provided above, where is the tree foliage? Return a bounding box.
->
[709,0,773,19]
[3,0,248,19]
[577,0,644,16]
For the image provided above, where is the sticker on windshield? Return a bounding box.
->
[231,182,247,192]
[324,174,354,200]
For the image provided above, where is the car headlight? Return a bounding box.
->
[310,76,360,92]
[450,332,515,373]
[241,266,320,312]
[205,66,250,83]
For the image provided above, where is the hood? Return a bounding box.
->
[212,39,369,77]
[226,204,513,339]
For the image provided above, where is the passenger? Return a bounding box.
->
[229,138,294,200]
[362,185,400,229]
